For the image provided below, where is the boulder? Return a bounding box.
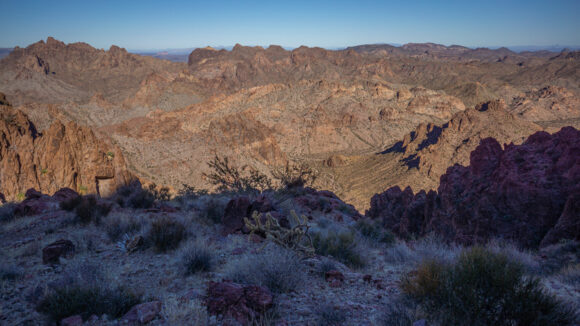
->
[42,239,75,264]
[206,280,273,324]
[52,188,80,202]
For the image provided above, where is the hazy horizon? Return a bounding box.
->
[1,0,579,50]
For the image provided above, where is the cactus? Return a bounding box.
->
[244,210,314,255]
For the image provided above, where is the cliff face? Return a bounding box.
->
[0,96,132,200]
[367,127,580,248]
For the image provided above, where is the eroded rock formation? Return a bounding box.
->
[367,127,580,248]
[0,97,132,200]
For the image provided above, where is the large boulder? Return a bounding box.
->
[367,127,580,248]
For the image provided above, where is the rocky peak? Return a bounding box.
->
[0,104,133,200]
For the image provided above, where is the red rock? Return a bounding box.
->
[206,280,273,324]
[52,188,79,202]
[61,315,83,326]
[0,105,133,201]
[42,239,75,264]
[367,127,580,248]
[122,301,162,324]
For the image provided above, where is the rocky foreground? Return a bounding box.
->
[0,129,578,325]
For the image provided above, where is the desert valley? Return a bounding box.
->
[0,32,579,325]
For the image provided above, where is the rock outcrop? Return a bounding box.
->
[0,100,132,200]
[367,127,580,248]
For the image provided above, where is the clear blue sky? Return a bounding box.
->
[1,0,579,50]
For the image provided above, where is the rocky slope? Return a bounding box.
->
[322,99,542,210]
[366,127,580,248]
[0,95,133,200]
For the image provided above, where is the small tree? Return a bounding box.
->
[272,161,318,189]
[202,155,272,193]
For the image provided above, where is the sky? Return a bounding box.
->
[1,0,579,50]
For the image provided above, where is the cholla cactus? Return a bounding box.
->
[244,210,314,255]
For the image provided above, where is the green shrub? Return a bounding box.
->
[36,286,140,322]
[401,247,578,326]
[181,242,214,275]
[148,217,186,252]
[225,247,306,294]
[311,229,366,268]
[355,219,395,246]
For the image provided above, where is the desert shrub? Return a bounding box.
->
[271,161,318,189]
[103,213,144,242]
[486,239,540,274]
[383,242,417,265]
[147,217,186,252]
[413,235,460,265]
[147,183,171,201]
[376,297,419,326]
[200,197,227,224]
[0,203,16,223]
[36,286,140,322]
[318,259,339,277]
[112,182,155,209]
[35,261,141,322]
[311,229,366,268]
[203,155,272,193]
[59,195,82,211]
[315,303,347,326]
[224,246,306,293]
[557,264,580,287]
[0,265,22,281]
[161,296,208,326]
[401,247,578,326]
[181,242,214,275]
[355,219,395,246]
[74,195,111,225]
